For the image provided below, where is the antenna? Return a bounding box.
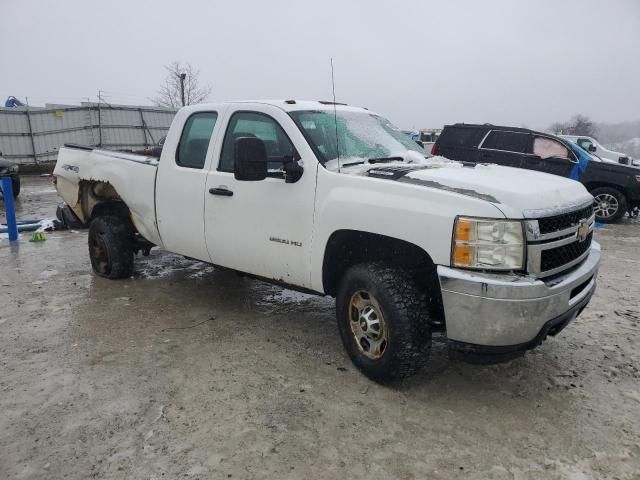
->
[331,58,340,173]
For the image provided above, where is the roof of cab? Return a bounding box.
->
[446,123,548,137]
[187,99,371,114]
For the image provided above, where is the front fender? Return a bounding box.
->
[309,167,505,292]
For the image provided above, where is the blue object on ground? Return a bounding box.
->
[0,223,41,234]
[594,222,604,229]
[1,177,19,241]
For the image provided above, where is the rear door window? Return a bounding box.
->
[176,112,218,169]
[438,127,486,148]
[533,137,570,159]
[481,131,530,153]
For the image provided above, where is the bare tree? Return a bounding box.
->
[152,61,212,108]
[549,114,597,138]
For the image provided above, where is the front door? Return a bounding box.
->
[203,105,318,288]
[524,135,574,178]
[156,109,221,261]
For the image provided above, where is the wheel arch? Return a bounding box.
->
[584,181,629,200]
[75,180,134,226]
[321,229,445,326]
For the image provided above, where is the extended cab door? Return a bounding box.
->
[156,108,225,261]
[523,135,575,178]
[203,104,318,288]
[477,130,530,168]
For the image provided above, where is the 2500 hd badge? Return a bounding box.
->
[269,236,302,247]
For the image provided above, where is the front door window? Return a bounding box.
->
[218,111,296,173]
[533,137,569,159]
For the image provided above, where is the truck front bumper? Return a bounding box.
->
[437,242,600,353]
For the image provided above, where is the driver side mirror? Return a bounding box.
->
[234,137,268,181]
[588,144,596,153]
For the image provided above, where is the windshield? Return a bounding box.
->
[563,139,599,162]
[290,110,425,169]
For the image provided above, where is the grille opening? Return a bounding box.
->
[540,232,593,272]
[537,204,594,235]
[570,276,593,299]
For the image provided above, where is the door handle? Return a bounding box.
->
[209,187,233,197]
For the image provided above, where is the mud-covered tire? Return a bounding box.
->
[88,216,134,279]
[591,187,627,223]
[336,262,433,383]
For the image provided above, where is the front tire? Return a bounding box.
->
[88,216,134,279]
[336,263,433,383]
[591,187,627,223]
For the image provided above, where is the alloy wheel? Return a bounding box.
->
[348,290,389,360]
[594,193,619,219]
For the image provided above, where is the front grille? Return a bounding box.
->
[537,204,594,234]
[540,232,593,272]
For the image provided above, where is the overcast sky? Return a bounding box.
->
[2,0,639,130]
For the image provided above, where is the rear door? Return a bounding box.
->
[524,135,575,178]
[156,108,223,261]
[435,126,486,162]
[203,104,318,288]
[477,130,530,168]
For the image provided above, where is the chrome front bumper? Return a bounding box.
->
[437,242,600,347]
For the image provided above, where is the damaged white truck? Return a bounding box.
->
[54,100,600,382]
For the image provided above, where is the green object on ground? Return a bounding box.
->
[29,231,46,242]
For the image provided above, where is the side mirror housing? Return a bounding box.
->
[283,158,303,183]
[234,137,268,181]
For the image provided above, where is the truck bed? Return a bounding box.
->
[53,145,162,246]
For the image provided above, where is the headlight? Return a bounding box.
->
[8,165,19,173]
[451,217,525,270]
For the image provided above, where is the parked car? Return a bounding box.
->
[54,101,599,382]
[559,134,639,168]
[432,124,640,223]
[0,152,20,197]
[561,139,640,219]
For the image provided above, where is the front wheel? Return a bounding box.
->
[88,216,134,279]
[336,263,433,383]
[591,187,627,223]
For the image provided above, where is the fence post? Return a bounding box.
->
[1,177,19,241]
[25,105,38,166]
[139,108,148,147]
[98,102,102,147]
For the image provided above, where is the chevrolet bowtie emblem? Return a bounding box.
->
[577,220,590,242]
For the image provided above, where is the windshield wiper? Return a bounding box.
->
[341,160,365,167]
[367,156,404,164]
[339,156,405,168]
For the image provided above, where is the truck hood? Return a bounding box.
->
[349,157,593,218]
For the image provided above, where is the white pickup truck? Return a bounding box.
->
[54,100,600,382]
